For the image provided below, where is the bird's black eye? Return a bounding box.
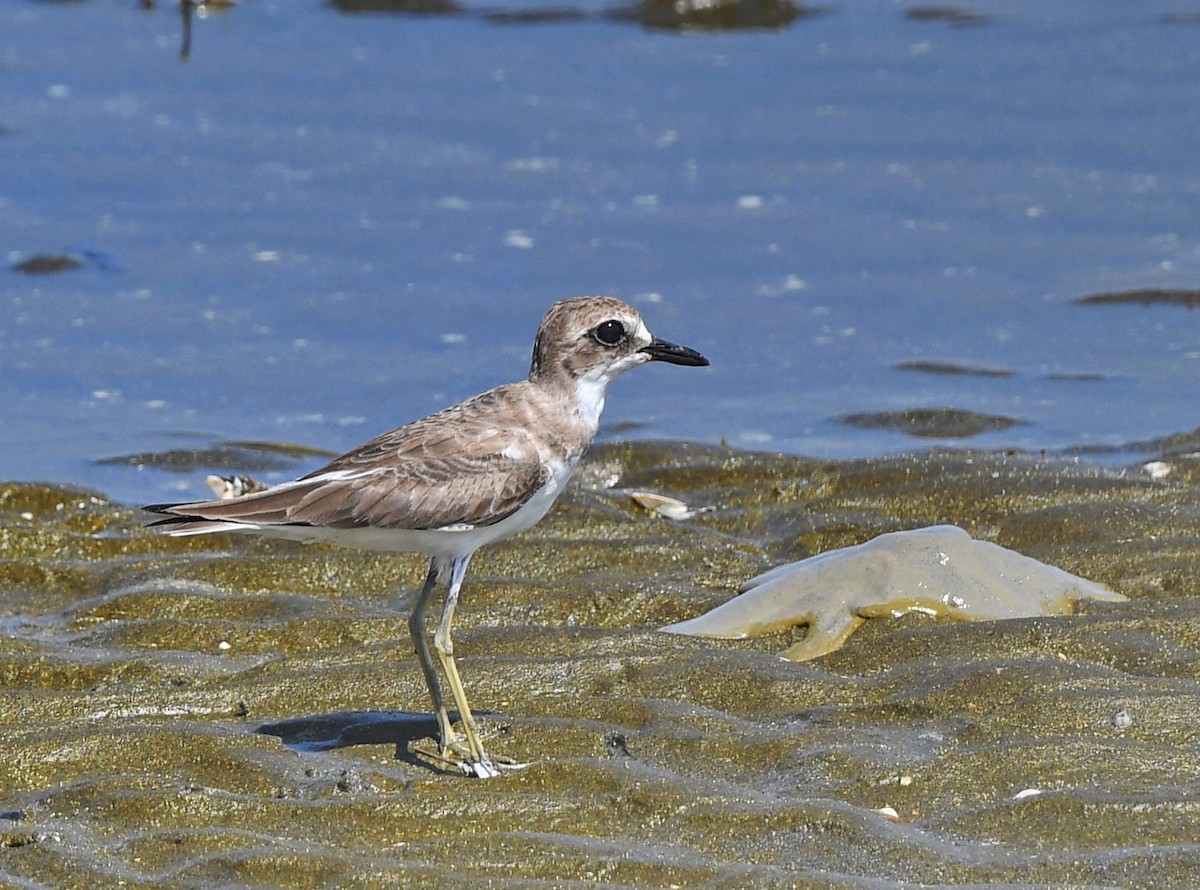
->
[592,319,625,346]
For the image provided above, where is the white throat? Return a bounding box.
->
[573,368,613,434]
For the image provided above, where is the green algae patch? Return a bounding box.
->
[3,444,1200,886]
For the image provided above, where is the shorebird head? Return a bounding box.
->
[529,296,708,389]
[528,295,708,433]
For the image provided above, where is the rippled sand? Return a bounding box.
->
[3,443,1200,887]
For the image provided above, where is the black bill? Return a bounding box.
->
[640,338,709,367]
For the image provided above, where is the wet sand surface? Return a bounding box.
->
[3,441,1200,887]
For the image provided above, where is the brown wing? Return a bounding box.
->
[303,383,529,473]
[290,451,550,529]
[146,384,556,531]
[147,450,550,531]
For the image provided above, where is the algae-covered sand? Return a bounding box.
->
[3,443,1200,887]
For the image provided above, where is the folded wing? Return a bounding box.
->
[146,449,549,533]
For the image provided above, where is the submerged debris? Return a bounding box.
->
[1075,289,1200,309]
[840,408,1023,439]
[97,439,334,474]
[610,0,811,31]
[904,5,991,26]
[895,360,1014,378]
[11,254,83,275]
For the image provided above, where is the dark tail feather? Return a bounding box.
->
[143,502,187,515]
[144,511,208,529]
[141,499,310,533]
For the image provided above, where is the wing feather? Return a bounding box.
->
[145,381,573,533]
[286,453,549,529]
[146,437,551,532]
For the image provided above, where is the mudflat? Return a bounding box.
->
[3,442,1199,887]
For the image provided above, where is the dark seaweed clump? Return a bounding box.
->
[1076,289,1200,309]
[11,254,83,275]
[840,407,1023,438]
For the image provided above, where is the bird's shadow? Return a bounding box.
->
[256,710,470,772]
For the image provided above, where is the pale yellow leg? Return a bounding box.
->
[407,559,456,754]
[429,559,491,773]
[430,555,501,777]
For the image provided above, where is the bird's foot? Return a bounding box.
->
[409,739,529,778]
[460,753,530,778]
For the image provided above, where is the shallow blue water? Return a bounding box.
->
[3,0,1199,504]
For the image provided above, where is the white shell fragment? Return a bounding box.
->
[1142,461,1172,481]
[630,490,714,521]
[206,474,268,500]
[661,525,1126,661]
[875,806,903,822]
